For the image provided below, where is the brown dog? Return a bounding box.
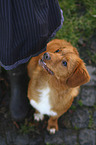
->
[27,39,90,134]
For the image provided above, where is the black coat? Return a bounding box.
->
[0,0,63,70]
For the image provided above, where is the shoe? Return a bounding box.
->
[7,64,30,121]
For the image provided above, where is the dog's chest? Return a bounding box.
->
[30,87,57,116]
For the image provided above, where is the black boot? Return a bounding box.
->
[0,66,3,103]
[7,64,30,121]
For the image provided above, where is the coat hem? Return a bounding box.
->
[0,9,64,70]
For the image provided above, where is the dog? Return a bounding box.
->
[27,39,90,134]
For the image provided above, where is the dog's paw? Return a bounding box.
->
[34,113,44,121]
[47,118,58,134]
[50,111,57,116]
[47,126,57,134]
[49,128,56,134]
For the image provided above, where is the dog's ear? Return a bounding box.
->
[67,62,90,88]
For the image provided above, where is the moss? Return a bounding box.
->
[93,103,96,109]
[70,105,76,111]
[78,100,83,107]
[88,111,94,128]
[74,125,79,130]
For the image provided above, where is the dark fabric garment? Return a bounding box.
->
[0,0,63,70]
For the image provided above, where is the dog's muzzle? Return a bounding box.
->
[39,53,54,75]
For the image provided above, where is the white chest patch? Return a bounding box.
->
[30,87,57,116]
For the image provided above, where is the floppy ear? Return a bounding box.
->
[67,62,90,88]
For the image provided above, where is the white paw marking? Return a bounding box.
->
[34,113,44,121]
[49,128,56,134]
[50,111,57,116]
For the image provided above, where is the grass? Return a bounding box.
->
[55,0,96,65]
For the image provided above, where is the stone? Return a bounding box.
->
[79,129,96,145]
[81,87,96,106]
[45,129,77,145]
[0,136,6,145]
[5,131,14,145]
[71,108,89,128]
[93,111,96,127]
[45,130,64,144]
[63,129,77,145]
[5,129,19,145]
[29,135,44,145]
[84,66,96,86]
[58,114,72,129]
[15,134,29,145]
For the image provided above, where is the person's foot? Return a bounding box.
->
[7,64,30,121]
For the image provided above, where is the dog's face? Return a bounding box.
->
[39,43,90,88]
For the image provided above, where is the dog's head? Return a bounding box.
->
[39,39,90,88]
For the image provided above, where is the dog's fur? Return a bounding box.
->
[27,39,90,134]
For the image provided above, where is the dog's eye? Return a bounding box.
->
[62,61,67,66]
[55,49,59,53]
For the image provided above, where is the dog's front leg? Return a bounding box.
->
[47,116,58,134]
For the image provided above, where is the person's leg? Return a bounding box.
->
[7,63,30,121]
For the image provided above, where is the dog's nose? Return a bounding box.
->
[43,52,51,60]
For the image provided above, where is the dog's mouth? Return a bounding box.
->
[39,59,54,75]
